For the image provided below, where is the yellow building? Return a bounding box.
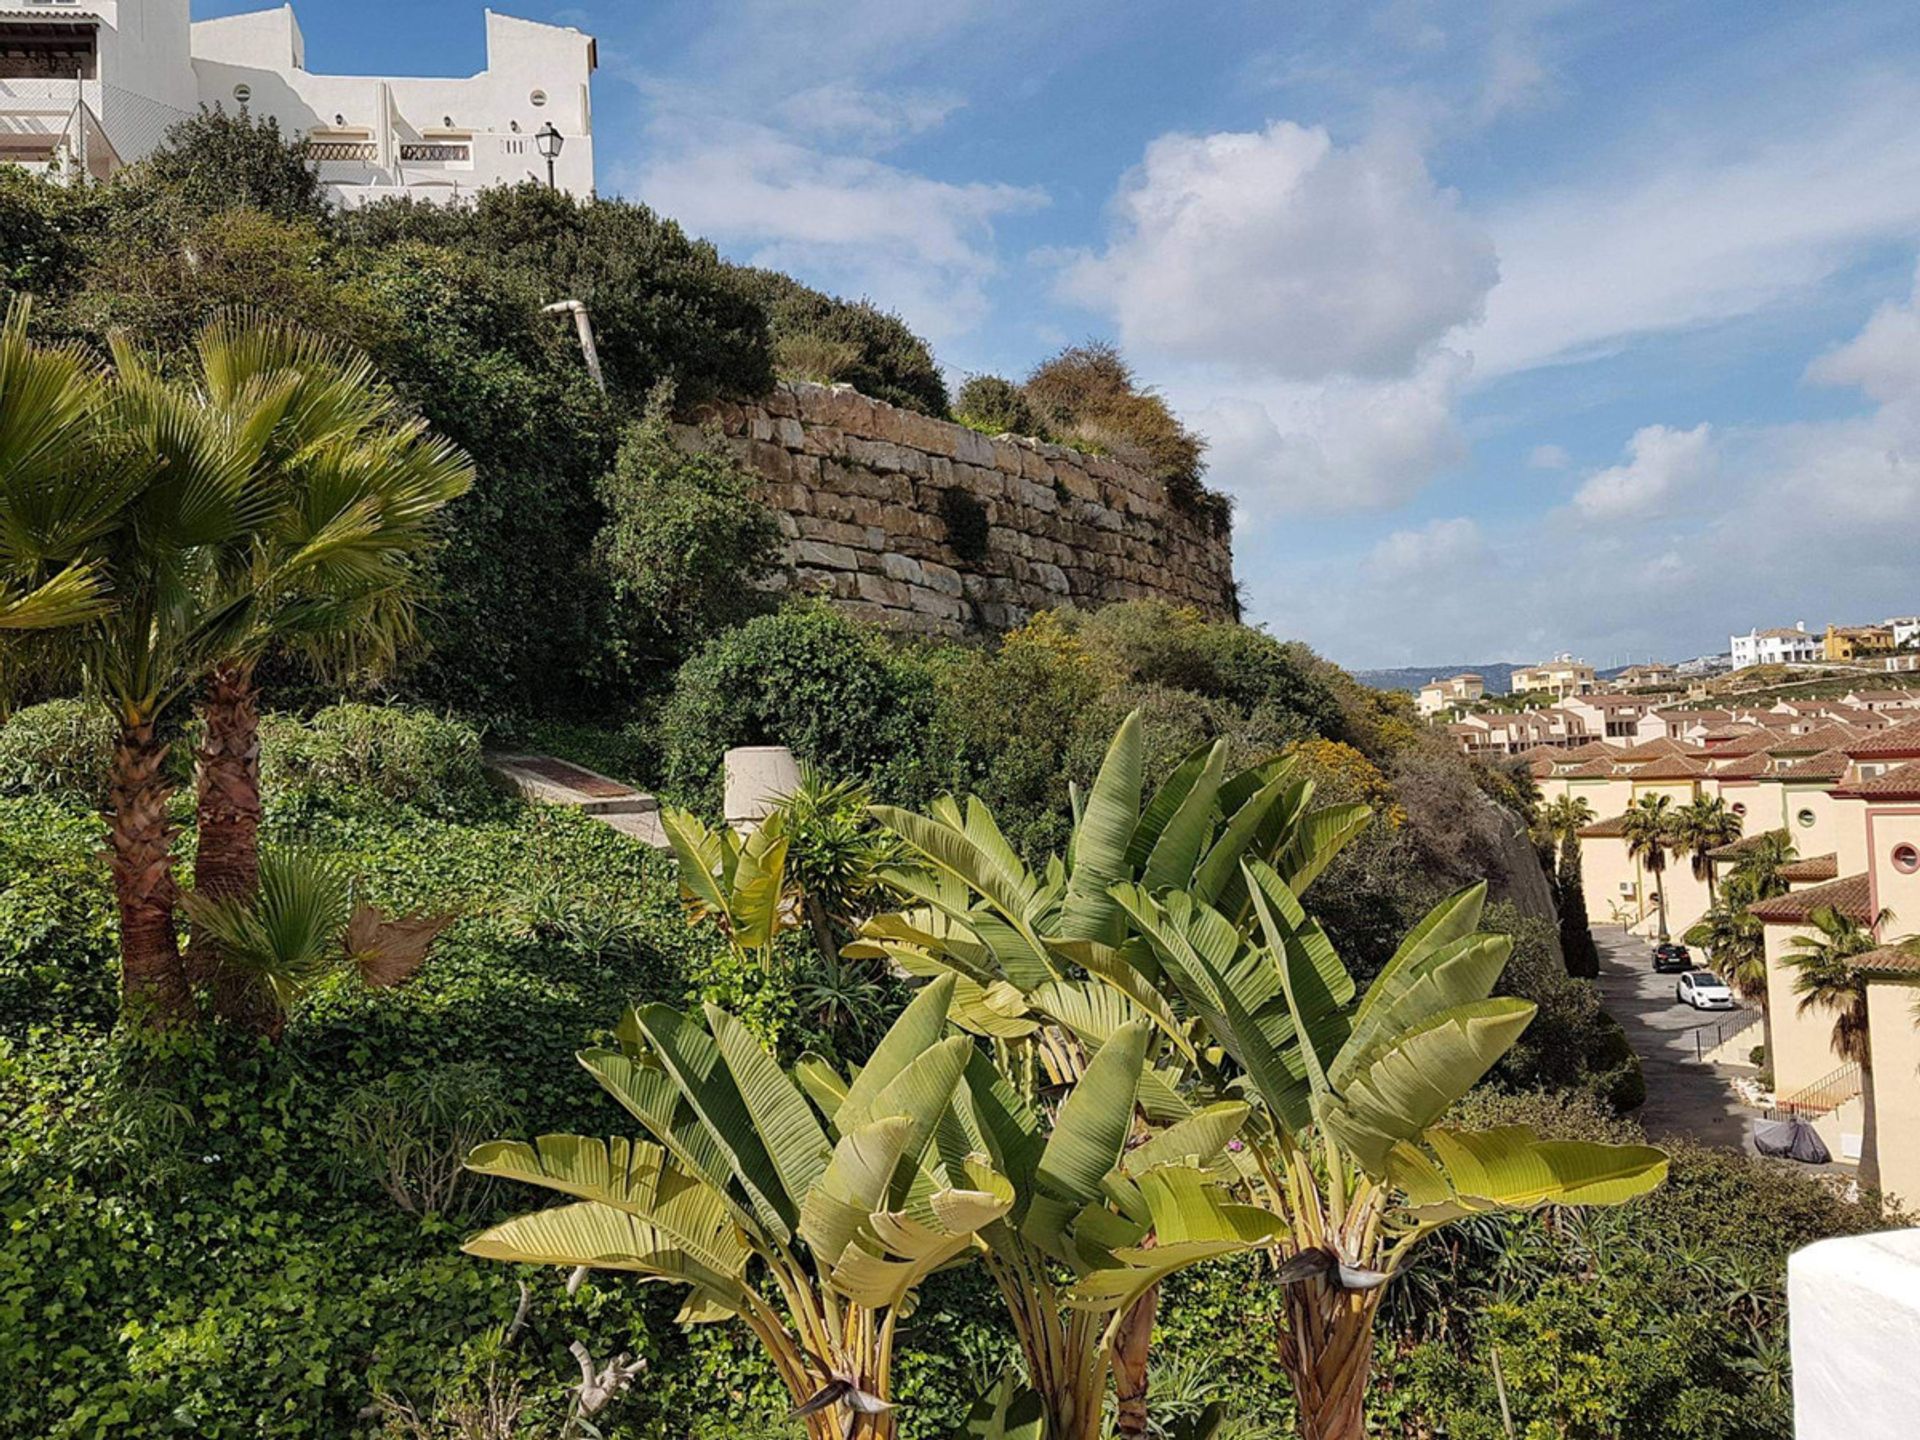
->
[1825,624,1897,662]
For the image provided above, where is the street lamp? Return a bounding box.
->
[534,122,563,190]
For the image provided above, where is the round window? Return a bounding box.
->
[530,89,549,107]
[1796,808,1816,828]
[1731,802,1746,816]
[1895,843,1920,875]
[232,83,252,106]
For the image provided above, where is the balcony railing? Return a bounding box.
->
[398,142,469,163]
[309,140,376,163]
[1768,1060,1862,1119]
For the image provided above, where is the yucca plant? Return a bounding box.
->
[462,977,1010,1440]
[1105,861,1669,1439]
[660,805,801,971]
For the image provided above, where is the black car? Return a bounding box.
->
[1652,942,1693,973]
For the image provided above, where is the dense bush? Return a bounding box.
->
[123,105,326,223]
[659,603,940,807]
[954,373,1038,435]
[0,796,116,1029]
[1023,340,1212,507]
[0,698,115,804]
[733,266,948,416]
[259,705,491,818]
[1482,903,1645,1111]
[591,403,781,681]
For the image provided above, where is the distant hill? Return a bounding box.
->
[1351,664,1523,695]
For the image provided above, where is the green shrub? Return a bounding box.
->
[1022,340,1209,504]
[0,796,115,1029]
[591,400,781,686]
[0,698,115,804]
[125,106,326,223]
[327,1062,519,1219]
[260,705,490,818]
[659,604,939,808]
[954,374,1039,436]
[733,266,947,416]
[773,329,864,385]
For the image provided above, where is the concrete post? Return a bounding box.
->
[724,746,800,832]
[1790,1229,1920,1439]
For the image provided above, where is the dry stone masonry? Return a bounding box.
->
[683,381,1237,637]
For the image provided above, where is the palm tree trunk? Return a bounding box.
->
[188,659,277,1033]
[1858,1059,1880,1196]
[1110,1282,1157,1438]
[1276,1284,1380,1440]
[108,717,192,1025]
[1654,869,1670,941]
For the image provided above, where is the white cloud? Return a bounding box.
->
[1059,122,1497,379]
[629,121,1045,342]
[1570,423,1716,520]
[1805,262,1920,404]
[773,84,963,148]
[1366,516,1487,579]
[1178,350,1472,517]
[1467,80,1920,375]
[1527,443,1569,470]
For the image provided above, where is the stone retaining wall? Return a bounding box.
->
[684,381,1237,637]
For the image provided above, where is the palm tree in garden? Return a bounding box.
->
[1785,906,1898,1192]
[173,316,472,1028]
[1622,793,1677,939]
[1672,794,1743,904]
[1541,794,1594,852]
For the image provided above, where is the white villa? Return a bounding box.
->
[0,2,596,205]
[1510,654,1597,699]
[1415,672,1486,718]
[1729,622,1822,669]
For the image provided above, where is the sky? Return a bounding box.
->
[198,0,1920,670]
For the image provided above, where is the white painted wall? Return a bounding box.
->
[1790,1230,1920,1440]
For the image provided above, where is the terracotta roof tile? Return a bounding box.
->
[1564,757,1621,778]
[1766,724,1862,756]
[1709,753,1774,778]
[1578,813,1629,838]
[1844,717,1920,758]
[1707,827,1788,860]
[1858,946,1920,979]
[1837,759,1920,798]
[1778,854,1840,882]
[1748,873,1875,925]
[1629,756,1709,780]
[1614,737,1700,760]
[1776,748,1851,781]
[1561,740,1622,761]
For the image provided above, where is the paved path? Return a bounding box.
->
[1594,927,1757,1150]
[485,754,670,849]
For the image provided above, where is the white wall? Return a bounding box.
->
[1790,1230,1920,1440]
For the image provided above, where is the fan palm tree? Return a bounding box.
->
[1785,905,1896,1192]
[1622,793,1677,940]
[173,315,472,1029]
[1729,831,1796,901]
[1671,795,1743,904]
[1541,794,1594,855]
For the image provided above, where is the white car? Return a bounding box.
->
[1676,971,1736,1010]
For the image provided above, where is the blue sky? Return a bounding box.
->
[198,0,1920,670]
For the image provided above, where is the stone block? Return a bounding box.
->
[919,560,964,597]
[793,539,860,571]
[855,572,913,609]
[881,552,926,586]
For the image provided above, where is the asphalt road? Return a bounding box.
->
[1593,927,1758,1150]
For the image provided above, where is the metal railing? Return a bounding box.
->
[1692,1013,1762,1062]
[1767,1060,1862,1119]
[309,140,376,163]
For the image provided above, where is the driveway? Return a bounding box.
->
[1593,927,1758,1150]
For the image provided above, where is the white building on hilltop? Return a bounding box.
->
[0,2,595,205]
[1730,623,1822,670]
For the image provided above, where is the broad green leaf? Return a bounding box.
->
[1319,999,1537,1174]
[1192,770,1301,907]
[1357,883,1489,1024]
[1333,933,1512,1090]
[947,1374,1046,1440]
[838,974,956,1130]
[1273,803,1372,896]
[799,1117,914,1268]
[1387,1125,1667,1224]
[1033,1017,1149,1208]
[1055,937,1199,1064]
[706,1004,832,1211]
[1058,711,1143,943]
[1141,740,1228,893]
[830,1166,1014,1308]
[1121,1101,1248,1175]
[630,1004,794,1239]
[1126,741,1217,871]
[462,1200,750,1310]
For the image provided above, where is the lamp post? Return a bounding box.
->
[534,122,563,190]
